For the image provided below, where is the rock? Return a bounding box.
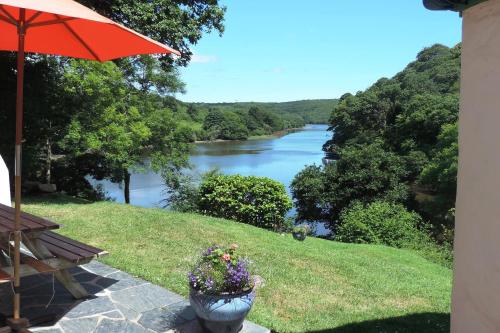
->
[38,183,57,193]
[23,181,41,193]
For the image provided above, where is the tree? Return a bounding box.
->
[78,0,226,67]
[418,122,458,233]
[61,60,191,204]
[0,0,226,201]
[292,141,409,228]
[290,165,326,222]
[203,109,249,140]
[394,93,458,155]
[316,43,461,236]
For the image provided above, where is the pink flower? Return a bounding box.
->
[222,253,231,261]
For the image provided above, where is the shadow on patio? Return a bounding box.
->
[0,264,120,328]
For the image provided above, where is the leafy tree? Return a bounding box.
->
[61,60,191,203]
[219,112,249,140]
[162,169,219,212]
[203,109,248,140]
[0,0,226,200]
[418,122,458,236]
[290,165,326,222]
[394,93,458,154]
[119,55,186,95]
[329,90,390,147]
[313,43,461,237]
[203,109,226,140]
[0,55,67,184]
[79,0,226,67]
[292,141,409,227]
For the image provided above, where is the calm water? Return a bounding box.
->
[91,124,330,233]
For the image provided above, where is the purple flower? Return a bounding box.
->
[203,245,219,256]
[189,245,253,294]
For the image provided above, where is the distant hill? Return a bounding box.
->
[190,99,338,124]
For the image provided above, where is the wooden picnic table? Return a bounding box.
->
[0,203,59,235]
[0,203,107,299]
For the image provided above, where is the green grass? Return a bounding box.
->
[23,195,451,333]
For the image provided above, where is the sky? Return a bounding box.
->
[177,0,462,103]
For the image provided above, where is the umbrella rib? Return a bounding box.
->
[27,17,77,28]
[26,11,42,25]
[55,15,102,61]
[0,13,16,26]
[0,5,17,25]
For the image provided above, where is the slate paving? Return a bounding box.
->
[0,261,270,333]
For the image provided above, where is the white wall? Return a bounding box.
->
[0,155,11,206]
[452,0,500,331]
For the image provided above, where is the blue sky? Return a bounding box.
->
[177,1,461,103]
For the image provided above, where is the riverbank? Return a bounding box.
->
[90,124,329,207]
[194,126,305,143]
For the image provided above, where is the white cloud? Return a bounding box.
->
[191,54,218,63]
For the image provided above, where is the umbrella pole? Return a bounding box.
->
[7,8,30,332]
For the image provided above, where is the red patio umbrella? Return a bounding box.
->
[0,0,179,330]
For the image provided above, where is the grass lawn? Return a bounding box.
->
[23,195,452,333]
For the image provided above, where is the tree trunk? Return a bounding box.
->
[45,138,52,184]
[124,169,131,204]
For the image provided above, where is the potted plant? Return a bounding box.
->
[292,225,310,241]
[188,244,255,333]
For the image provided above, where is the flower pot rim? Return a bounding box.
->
[189,286,255,298]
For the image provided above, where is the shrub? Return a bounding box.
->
[163,169,219,213]
[199,174,292,230]
[336,201,426,248]
[336,201,452,267]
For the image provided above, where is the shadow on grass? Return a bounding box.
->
[22,193,94,205]
[306,312,450,333]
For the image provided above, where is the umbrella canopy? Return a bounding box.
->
[0,0,179,330]
[0,0,180,60]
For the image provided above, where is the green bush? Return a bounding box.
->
[336,201,424,248]
[199,174,292,230]
[336,201,452,267]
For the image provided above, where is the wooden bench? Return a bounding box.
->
[38,231,108,263]
[0,231,108,298]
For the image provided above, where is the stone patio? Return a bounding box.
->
[0,261,270,333]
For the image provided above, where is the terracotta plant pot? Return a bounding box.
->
[189,288,255,333]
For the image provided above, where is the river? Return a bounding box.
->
[91,124,331,233]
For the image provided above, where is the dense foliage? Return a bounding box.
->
[198,174,292,231]
[292,44,460,251]
[337,201,426,247]
[292,141,409,225]
[79,0,226,67]
[0,0,226,203]
[194,99,338,124]
[188,244,253,295]
[168,102,320,142]
[337,201,451,266]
